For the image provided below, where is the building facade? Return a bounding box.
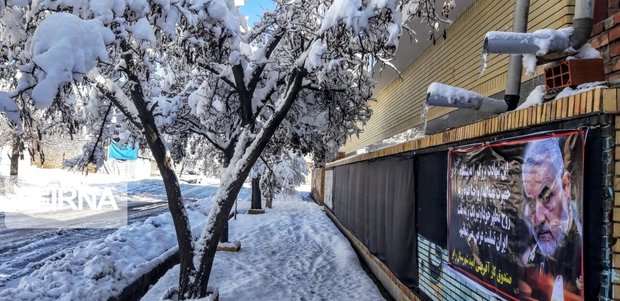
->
[314,1,620,300]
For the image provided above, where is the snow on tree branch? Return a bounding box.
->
[29,13,113,108]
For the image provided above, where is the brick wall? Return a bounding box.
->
[592,12,620,300]
[612,116,620,299]
[610,1,620,19]
[591,11,620,85]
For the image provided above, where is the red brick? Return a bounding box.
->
[611,9,620,19]
[607,57,620,73]
[600,45,611,61]
[594,22,605,36]
[612,42,620,57]
[606,17,615,30]
[607,72,620,83]
[606,11,620,29]
[592,32,610,48]
[611,26,620,42]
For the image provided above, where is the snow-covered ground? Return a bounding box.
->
[0,166,383,300]
[0,165,251,296]
[143,194,384,301]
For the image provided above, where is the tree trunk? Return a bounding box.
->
[251,176,261,210]
[119,42,195,296]
[265,172,274,208]
[187,67,307,299]
[218,152,235,244]
[219,222,229,243]
[8,135,20,192]
[265,188,273,209]
[10,135,20,176]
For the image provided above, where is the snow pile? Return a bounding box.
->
[29,13,114,108]
[515,81,607,111]
[555,81,607,99]
[143,198,384,301]
[0,209,208,300]
[127,17,156,42]
[567,43,601,60]
[0,168,254,291]
[0,92,20,124]
[516,85,545,110]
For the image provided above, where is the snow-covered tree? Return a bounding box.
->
[171,134,224,178]
[0,118,12,148]
[0,0,450,298]
[255,148,309,209]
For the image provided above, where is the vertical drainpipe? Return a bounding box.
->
[502,0,593,111]
[571,0,594,50]
[504,0,530,111]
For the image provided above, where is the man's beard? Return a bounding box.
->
[531,208,570,257]
[533,223,565,257]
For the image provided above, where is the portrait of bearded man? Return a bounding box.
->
[518,138,583,301]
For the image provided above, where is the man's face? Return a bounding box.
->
[522,161,571,257]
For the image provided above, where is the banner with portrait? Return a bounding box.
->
[448,130,585,301]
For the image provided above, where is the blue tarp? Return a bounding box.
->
[109,141,138,160]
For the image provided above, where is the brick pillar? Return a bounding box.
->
[591,11,620,85]
[604,119,615,299]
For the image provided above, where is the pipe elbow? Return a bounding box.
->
[570,18,593,50]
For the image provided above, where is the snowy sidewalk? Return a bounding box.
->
[143,195,385,301]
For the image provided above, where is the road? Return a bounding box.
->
[0,178,246,290]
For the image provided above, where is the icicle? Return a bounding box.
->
[522,54,539,77]
[479,52,489,77]
[421,102,430,134]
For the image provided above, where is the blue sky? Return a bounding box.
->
[239,0,275,26]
